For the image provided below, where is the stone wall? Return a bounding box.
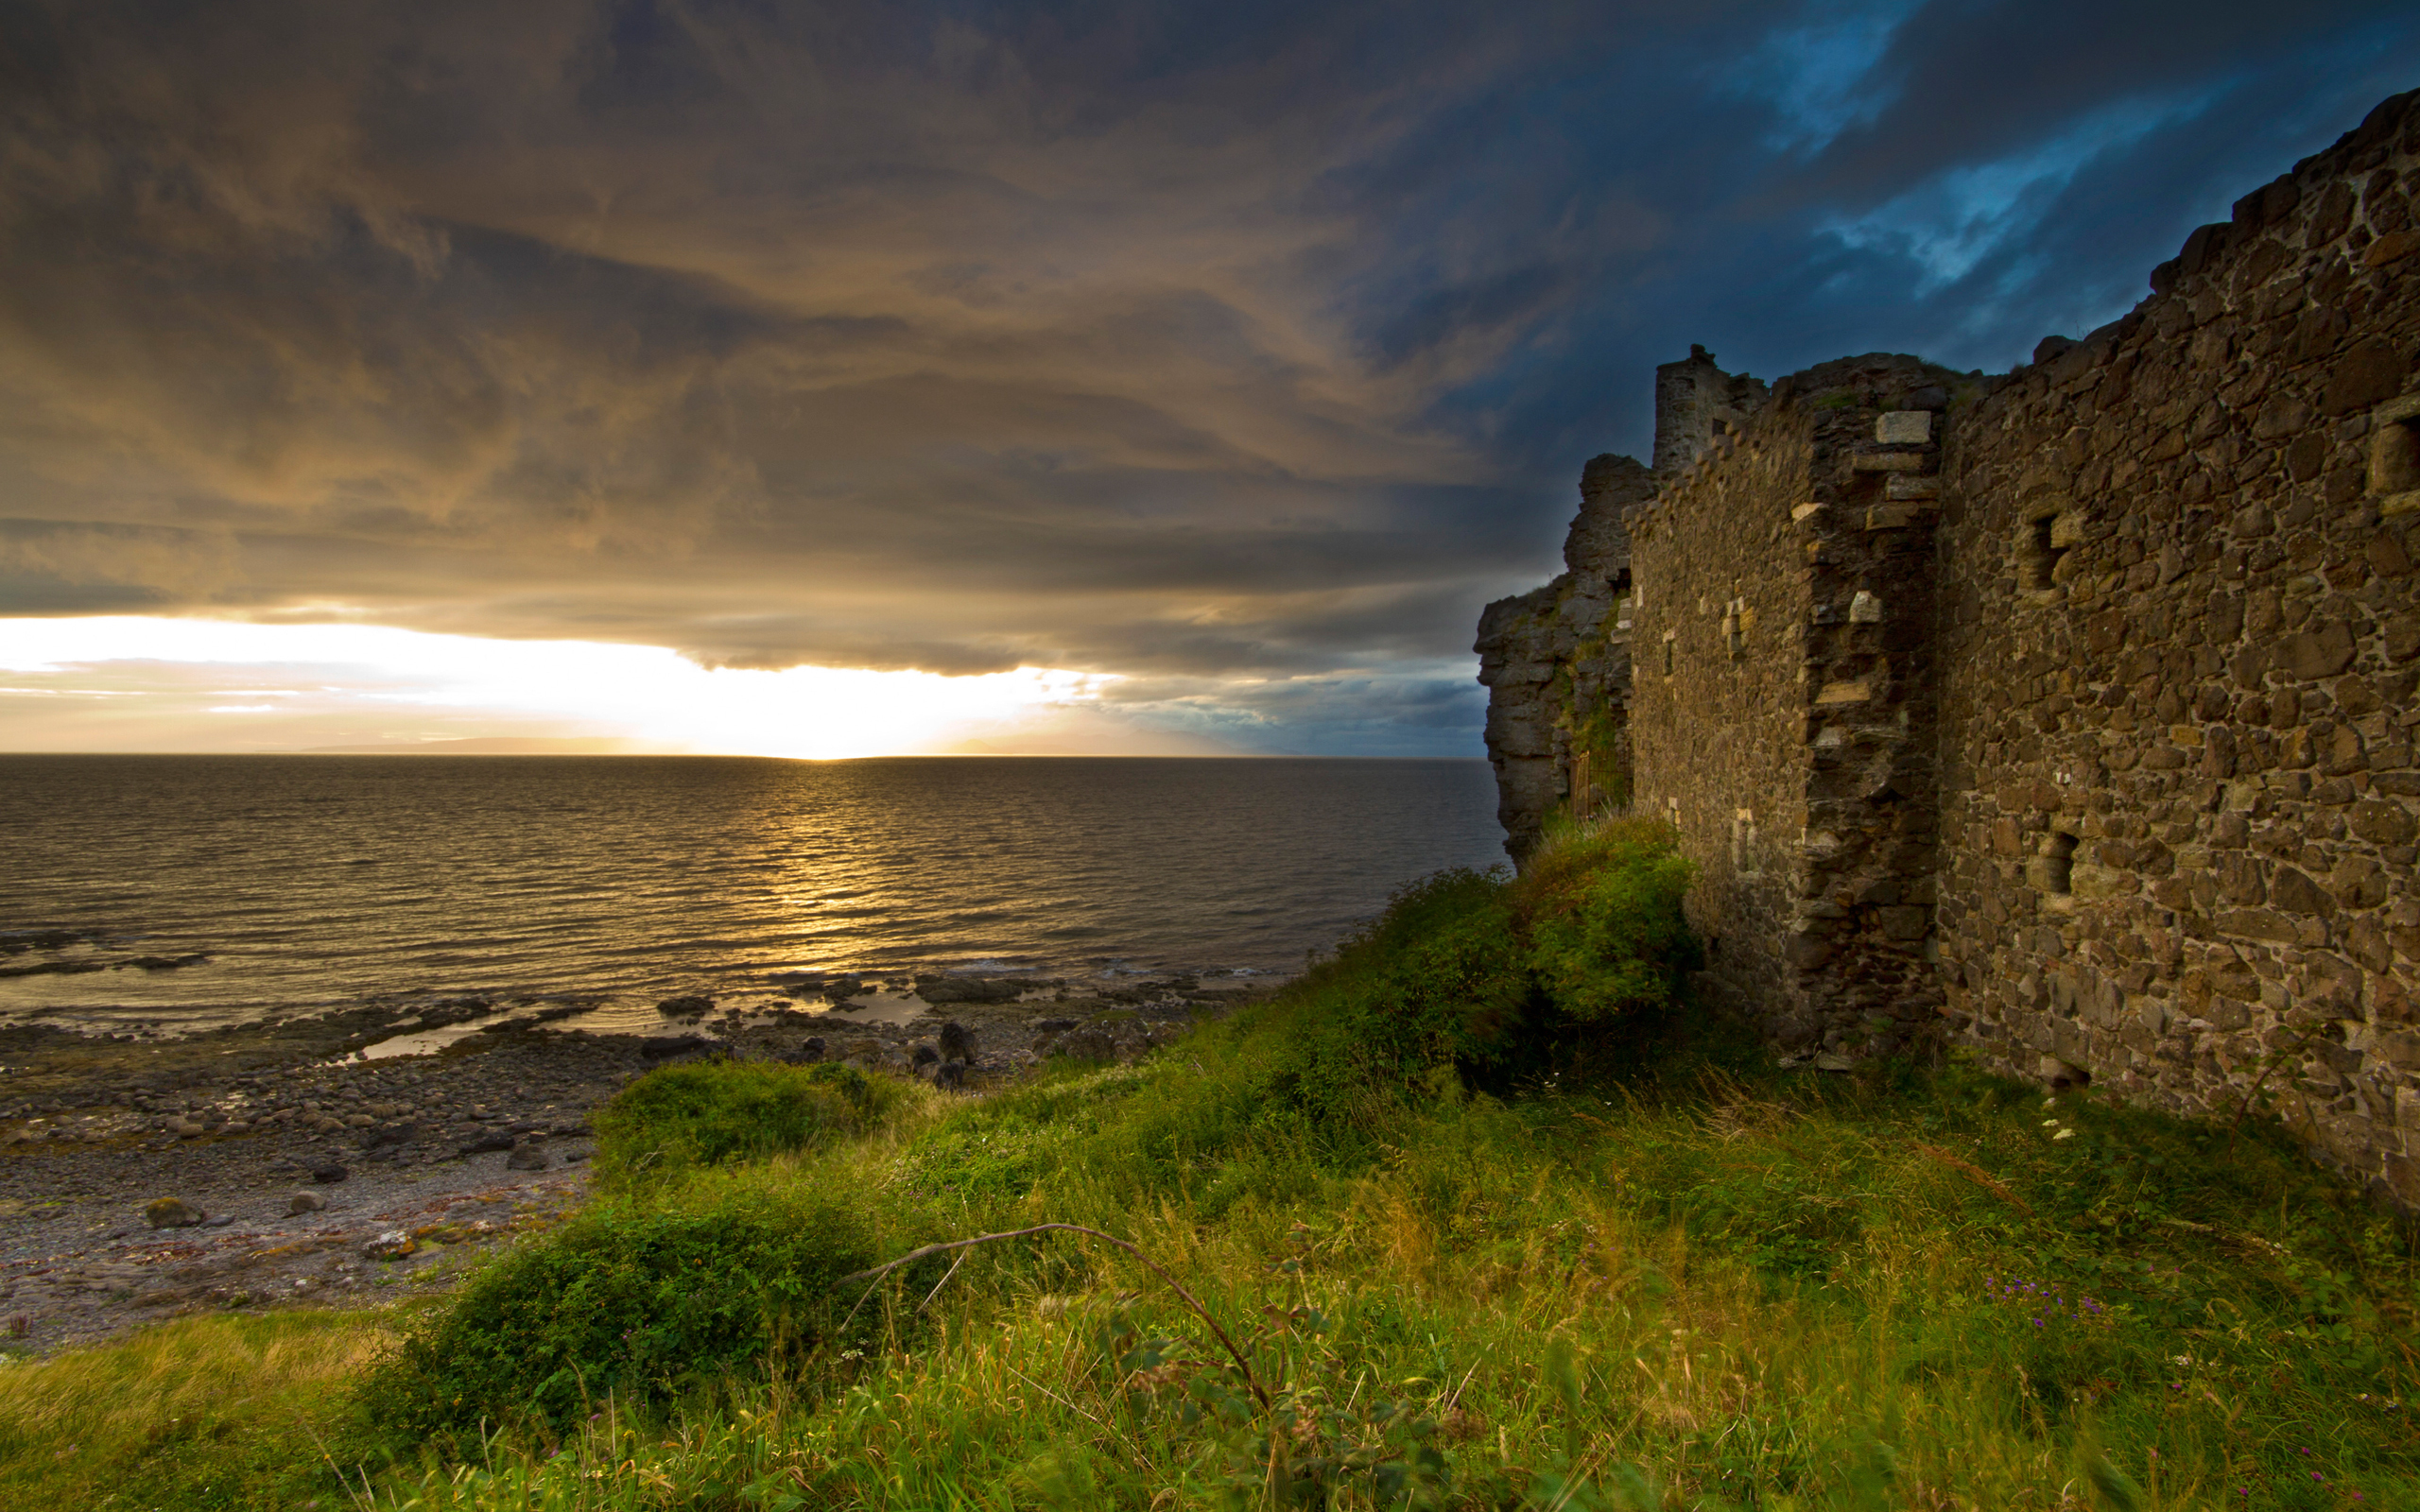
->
[1653,346,1772,474]
[1932,90,2420,1204]
[1629,353,1965,1054]
[1478,87,2420,1205]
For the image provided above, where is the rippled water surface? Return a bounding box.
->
[1,755,1505,1034]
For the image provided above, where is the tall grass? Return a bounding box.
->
[351,1061,2420,1509]
[0,1309,391,1510]
[9,827,2417,1509]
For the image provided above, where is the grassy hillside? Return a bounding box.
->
[3,819,2415,1510]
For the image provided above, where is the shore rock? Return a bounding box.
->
[1047,1028,1116,1063]
[144,1196,205,1228]
[917,977,1021,1005]
[287,1190,326,1215]
[939,1021,974,1060]
[506,1137,548,1171]
[311,1162,349,1183]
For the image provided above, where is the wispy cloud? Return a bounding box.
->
[0,0,2410,754]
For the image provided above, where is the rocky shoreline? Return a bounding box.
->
[0,972,1271,1354]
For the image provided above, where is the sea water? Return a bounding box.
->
[0,755,1504,1040]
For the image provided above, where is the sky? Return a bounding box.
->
[0,0,2412,758]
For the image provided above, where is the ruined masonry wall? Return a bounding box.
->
[1627,403,1821,1036]
[1933,92,2420,1205]
[1478,88,2420,1206]
[1630,356,1962,1053]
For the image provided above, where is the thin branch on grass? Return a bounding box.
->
[916,1249,967,1315]
[2156,1217,2290,1261]
[1005,1363,1112,1430]
[839,1222,1270,1408]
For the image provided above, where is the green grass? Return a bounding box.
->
[0,1308,393,1510]
[589,1059,916,1191]
[6,819,2416,1509]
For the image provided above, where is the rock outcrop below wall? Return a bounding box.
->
[1478,87,2420,1205]
[1476,453,1654,858]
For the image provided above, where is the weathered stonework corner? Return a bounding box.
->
[1478,86,2420,1211]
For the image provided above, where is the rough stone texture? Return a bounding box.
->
[143,1195,204,1228]
[1932,89,2420,1208]
[1479,87,2420,1207]
[1629,352,1969,1052]
[1476,453,1655,858]
[1654,345,1773,475]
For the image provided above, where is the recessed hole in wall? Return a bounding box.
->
[2044,1058,2091,1092]
[2036,832,2077,894]
[2022,513,2071,590]
[1663,637,1676,677]
[2372,396,2420,507]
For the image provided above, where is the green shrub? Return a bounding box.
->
[1267,868,1527,1123]
[1266,820,1699,1120]
[372,1186,878,1434]
[1516,816,1700,1021]
[592,1058,909,1188]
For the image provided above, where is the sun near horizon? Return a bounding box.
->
[0,616,1265,761]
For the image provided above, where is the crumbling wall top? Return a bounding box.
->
[1563,452,1655,581]
[1652,345,1770,474]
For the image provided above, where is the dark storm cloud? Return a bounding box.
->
[0,0,2411,752]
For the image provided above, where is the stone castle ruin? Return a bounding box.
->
[1478,88,2420,1207]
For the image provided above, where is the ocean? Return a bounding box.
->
[0,755,1505,1041]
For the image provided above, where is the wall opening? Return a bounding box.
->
[2022,513,2071,591]
[2045,1058,2092,1092]
[1663,637,1675,677]
[2032,832,2077,895]
[2374,404,2420,495]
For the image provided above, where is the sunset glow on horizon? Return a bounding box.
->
[0,616,1201,760]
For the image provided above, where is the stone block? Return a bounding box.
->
[2377,1032,2420,1072]
[1877,905,1929,939]
[2351,799,2416,845]
[2070,863,2132,901]
[1865,505,1925,530]
[1884,473,1941,501]
[1849,591,1884,623]
[1876,411,1934,445]
[1816,681,1874,705]
[2284,621,2358,680]
[2272,867,2338,917]
[1851,453,1926,472]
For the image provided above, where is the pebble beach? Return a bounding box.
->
[0,972,1267,1353]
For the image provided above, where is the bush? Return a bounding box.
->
[372,1186,879,1435]
[592,1058,911,1188]
[1516,816,1700,1022]
[1268,819,1698,1120]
